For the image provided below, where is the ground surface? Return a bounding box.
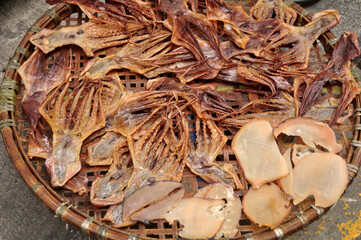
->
[0,0,360,239]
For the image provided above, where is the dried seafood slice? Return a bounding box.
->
[187,115,242,189]
[27,125,52,159]
[86,132,126,166]
[243,183,292,229]
[122,181,184,222]
[279,149,295,199]
[263,10,340,71]
[273,117,342,153]
[194,183,242,238]
[30,22,144,56]
[83,31,172,79]
[292,152,348,207]
[299,32,361,126]
[18,48,71,129]
[90,145,132,206]
[39,78,105,187]
[232,120,288,188]
[249,0,297,24]
[164,198,227,239]
[291,144,320,166]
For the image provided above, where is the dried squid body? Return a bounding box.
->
[90,145,133,206]
[30,22,143,57]
[40,79,105,187]
[18,48,71,129]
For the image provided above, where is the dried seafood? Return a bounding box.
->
[90,145,132,206]
[30,22,144,57]
[292,152,348,207]
[249,0,297,24]
[299,32,361,125]
[273,117,342,153]
[232,119,288,188]
[187,115,242,189]
[18,48,71,129]
[242,183,292,229]
[40,78,105,187]
[18,0,361,237]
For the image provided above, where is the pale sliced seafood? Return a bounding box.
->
[164,198,226,239]
[292,152,348,207]
[279,149,296,199]
[232,119,289,188]
[194,183,242,239]
[291,144,321,166]
[273,117,342,153]
[243,183,292,229]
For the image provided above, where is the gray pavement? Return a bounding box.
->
[0,0,360,239]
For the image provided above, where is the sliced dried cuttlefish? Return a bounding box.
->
[243,183,292,229]
[232,119,289,189]
[40,78,106,187]
[90,145,132,206]
[291,144,321,166]
[292,152,348,207]
[86,132,126,166]
[18,48,71,129]
[273,117,342,153]
[249,0,297,24]
[194,183,242,239]
[187,115,243,189]
[103,181,184,226]
[279,148,295,199]
[164,197,227,239]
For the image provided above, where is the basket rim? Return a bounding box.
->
[1,1,360,240]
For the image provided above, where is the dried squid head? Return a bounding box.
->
[39,78,106,187]
[187,115,243,189]
[249,0,297,25]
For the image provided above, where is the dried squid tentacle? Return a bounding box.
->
[187,116,243,189]
[39,79,106,187]
[262,10,340,71]
[249,0,297,25]
[299,32,361,126]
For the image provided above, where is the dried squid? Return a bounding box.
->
[299,32,361,126]
[18,48,71,129]
[31,22,145,57]
[249,0,297,25]
[187,115,242,189]
[90,144,132,206]
[263,10,340,71]
[39,78,105,187]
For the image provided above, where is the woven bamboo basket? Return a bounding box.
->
[1,0,361,239]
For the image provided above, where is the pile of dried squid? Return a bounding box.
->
[18,0,361,238]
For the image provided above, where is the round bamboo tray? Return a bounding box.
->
[1,0,361,239]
